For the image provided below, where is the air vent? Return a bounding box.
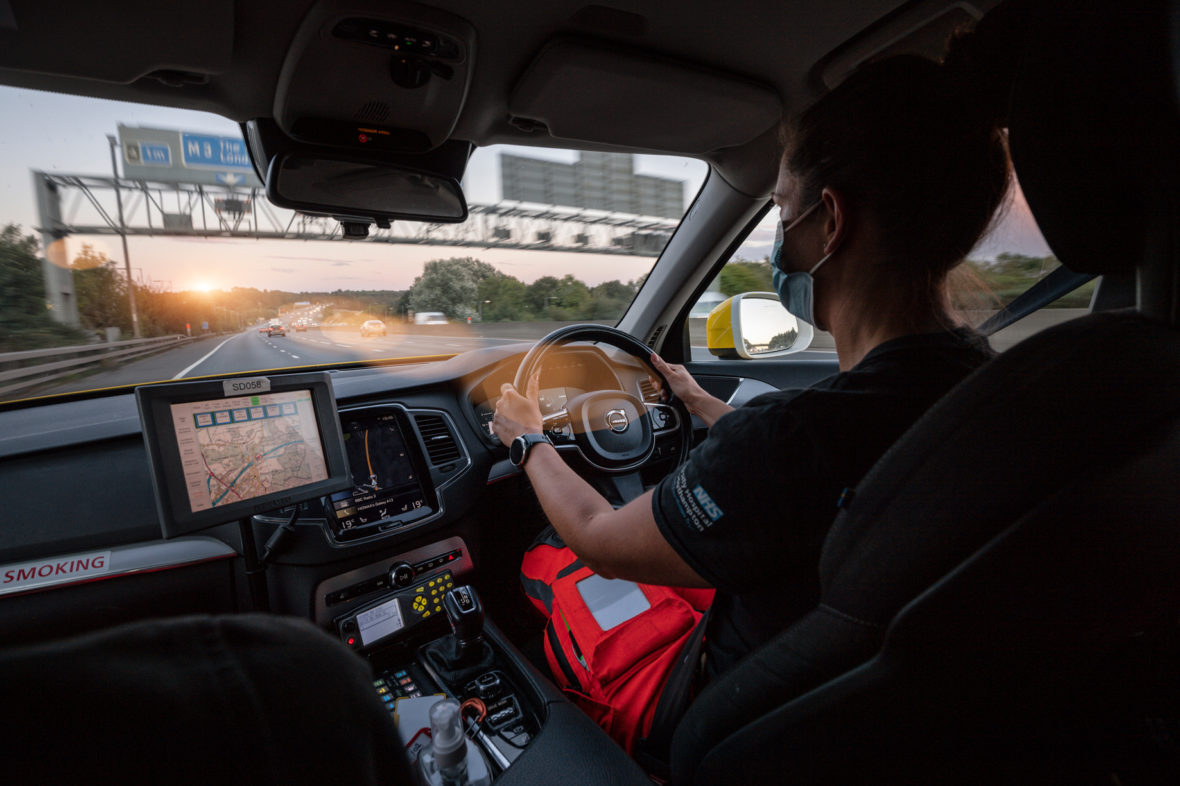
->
[639,379,660,403]
[354,101,392,122]
[414,413,461,464]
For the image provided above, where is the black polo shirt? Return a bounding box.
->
[651,328,993,678]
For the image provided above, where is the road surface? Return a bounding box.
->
[34,327,533,396]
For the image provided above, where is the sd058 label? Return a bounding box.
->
[223,377,271,396]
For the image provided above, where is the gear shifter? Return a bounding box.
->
[443,585,485,665]
[421,585,496,684]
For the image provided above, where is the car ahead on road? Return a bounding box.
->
[413,311,449,325]
[294,320,307,332]
[360,319,387,337]
[267,322,286,337]
[0,1,1175,783]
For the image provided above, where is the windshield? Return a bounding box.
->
[0,87,707,405]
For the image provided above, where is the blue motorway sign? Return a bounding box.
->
[180,133,254,171]
[139,143,172,166]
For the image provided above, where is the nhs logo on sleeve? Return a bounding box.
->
[692,485,724,523]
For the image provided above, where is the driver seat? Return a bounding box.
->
[669,1,1180,782]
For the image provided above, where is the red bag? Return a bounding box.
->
[520,529,713,753]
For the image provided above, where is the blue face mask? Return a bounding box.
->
[771,200,832,327]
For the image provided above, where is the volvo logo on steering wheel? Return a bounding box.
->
[605,409,630,433]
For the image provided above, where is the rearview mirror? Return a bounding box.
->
[706,292,813,359]
[266,154,468,224]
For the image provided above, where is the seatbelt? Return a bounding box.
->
[978,265,1096,336]
[636,607,712,776]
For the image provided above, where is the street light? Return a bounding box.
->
[106,134,141,338]
[478,299,491,320]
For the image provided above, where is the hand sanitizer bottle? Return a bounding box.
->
[417,698,491,786]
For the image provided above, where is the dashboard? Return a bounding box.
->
[0,340,687,645]
[469,347,632,440]
[0,337,831,782]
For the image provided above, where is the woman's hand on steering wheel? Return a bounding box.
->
[492,372,543,447]
[649,353,733,428]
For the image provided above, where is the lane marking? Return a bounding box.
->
[290,355,300,359]
[172,334,241,379]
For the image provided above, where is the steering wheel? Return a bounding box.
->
[512,325,692,496]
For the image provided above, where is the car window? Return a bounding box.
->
[0,86,707,405]
[686,174,1079,361]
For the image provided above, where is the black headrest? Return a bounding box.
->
[1005,0,1180,275]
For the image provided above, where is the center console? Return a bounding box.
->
[333,578,544,773]
[317,538,544,775]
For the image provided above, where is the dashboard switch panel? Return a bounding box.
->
[335,570,455,651]
[314,537,473,625]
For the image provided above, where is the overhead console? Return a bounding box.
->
[274,0,477,154]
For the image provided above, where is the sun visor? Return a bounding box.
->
[0,0,233,83]
[508,38,782,154]
[274,0,476,154]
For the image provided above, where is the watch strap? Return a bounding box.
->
[512,433,551,467]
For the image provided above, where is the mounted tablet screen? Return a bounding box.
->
[136,372,350,538]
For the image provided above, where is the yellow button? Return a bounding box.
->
[428,580,435,587]
[446,582,453,589]
[376,687,389,694]
[422,610,431,618]
[415,586,425,594]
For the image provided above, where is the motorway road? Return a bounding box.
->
[36,328,532,396]
[30,317,856,398]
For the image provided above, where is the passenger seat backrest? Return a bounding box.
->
[0,615,415,784]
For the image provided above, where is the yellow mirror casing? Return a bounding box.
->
[706,297,738,358]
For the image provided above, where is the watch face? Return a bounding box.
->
[509,435,527,466]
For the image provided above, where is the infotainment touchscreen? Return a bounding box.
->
[136,372,350,538]
[326,408,435,540]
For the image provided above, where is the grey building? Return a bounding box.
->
[500,152,683,218]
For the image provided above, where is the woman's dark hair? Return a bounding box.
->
[781,37,1013,319]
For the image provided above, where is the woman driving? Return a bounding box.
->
[493,42,1011,752]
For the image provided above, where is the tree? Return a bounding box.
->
[407,257,499,318]
[588,279,637,319]
[72,244,129,331]
[719,260,773,296]
[477,274,531,321]
[0,224,86,351]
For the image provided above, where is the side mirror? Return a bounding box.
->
[706,292,813,359]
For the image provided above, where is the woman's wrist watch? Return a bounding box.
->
[510,433,552,467]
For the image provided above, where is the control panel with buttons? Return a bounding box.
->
[406,571,456,620]
[335,570,456,651]
[325,549,463,608]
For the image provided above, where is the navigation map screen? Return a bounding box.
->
[137,372,349,539]
[328,411,429,536]
[170,389,329,513]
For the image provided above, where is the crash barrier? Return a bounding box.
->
[0,335,192,398]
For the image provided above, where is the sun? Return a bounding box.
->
[193,281,214,293]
